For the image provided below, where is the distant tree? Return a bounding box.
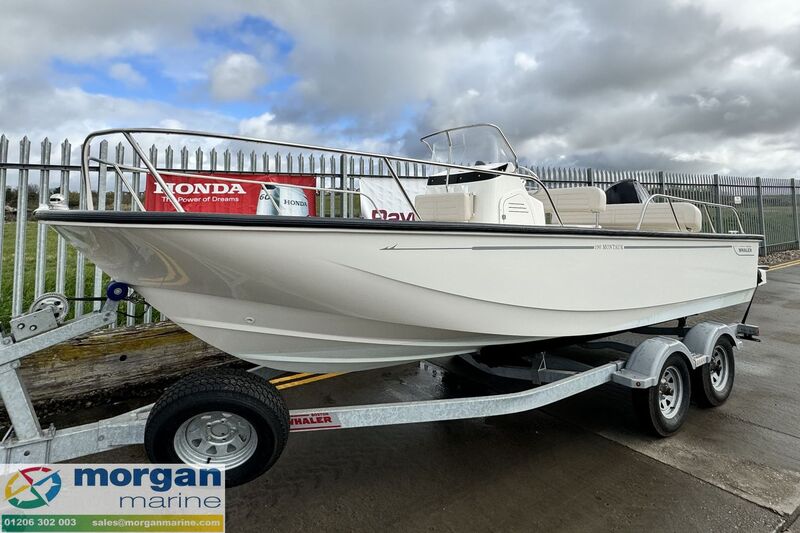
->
[26,184,39,205]
[3,185,41,208]
[5,187,17,207]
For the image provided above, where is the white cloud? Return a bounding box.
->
[238,112,315,142]
[159,119,187,130]
[209,53,267,101]
[0,78,236,163]
[0,0,800,177]
[0,0,242,69]
[238,111,399,154]
[671,0,800,32]
[514,51,538,71]
[108,62,146,87]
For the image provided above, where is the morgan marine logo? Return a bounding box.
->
[4,466,62,509]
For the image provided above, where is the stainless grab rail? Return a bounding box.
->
[636,194,745,234]
[80,128,751,236]
[88,157,145,211]
[78,127,563,225]
[519,174,564,226]
[383,156,420,220]
[121,132,184,213]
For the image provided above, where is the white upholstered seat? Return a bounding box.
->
[533,186,702,232]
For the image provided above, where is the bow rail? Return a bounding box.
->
[79,127,562,224]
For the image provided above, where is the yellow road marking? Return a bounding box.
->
[269,372,314,384]
[276,373,343,390]
[768,258,800,271]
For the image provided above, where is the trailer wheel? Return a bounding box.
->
[145,368,289,487]
[634,353,691,437]
[694,336,735,407]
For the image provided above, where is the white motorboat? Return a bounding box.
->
[37,124,763,372]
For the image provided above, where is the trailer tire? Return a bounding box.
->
[145,368,289,487]
[633,353,691,437]
[694,336,735,407]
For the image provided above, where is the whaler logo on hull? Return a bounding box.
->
[289,412,341,432]
[734,245,756,256]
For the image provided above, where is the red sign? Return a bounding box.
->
[368,209,416,221]
[289,412,342,432]
[144,173,317,216]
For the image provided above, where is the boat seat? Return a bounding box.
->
[531,186,702,231]
[532,186,606,218]
[601,202,702,232]
[415,192,475,222]
[540,199,702,232]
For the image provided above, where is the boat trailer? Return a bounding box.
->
[0,283,759,485]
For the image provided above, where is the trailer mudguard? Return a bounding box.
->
[612,336,693,388]
[681,321,742,359]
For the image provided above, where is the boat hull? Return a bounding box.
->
[41,214,761,372]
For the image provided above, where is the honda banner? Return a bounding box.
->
[359,177,427,221]
[144,173,317,215]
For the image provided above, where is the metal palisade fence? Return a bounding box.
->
[0,134,798,327]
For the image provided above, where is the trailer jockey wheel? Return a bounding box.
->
[693,336,735,407]
[633,353,691,437]
[145,368,289,487]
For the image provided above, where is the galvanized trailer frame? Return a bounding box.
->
[0,287,756,464]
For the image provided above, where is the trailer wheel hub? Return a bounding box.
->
[173,411,258,468]
[658,366,684,420]
[709,345,730,391]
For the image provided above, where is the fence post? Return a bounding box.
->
[34,138,52,298]
[586,168,594,186]
[93,141,108,312]
[12,137,31,317]
[340,154,348,218]
[74,141,87,317]
[329,156,337,216]
[55,140,70,295]
[756,176,766,255]
[0,135,7,297]
[658,171,665,194]
[713,173,722,232]
[319,154,326,218]
[792,178,799,248]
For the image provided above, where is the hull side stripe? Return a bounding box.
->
[380,244,734,251]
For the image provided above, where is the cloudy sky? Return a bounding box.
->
[1,0,799,176]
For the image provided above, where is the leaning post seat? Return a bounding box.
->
[415,192,475,223]
[532,186,606,225]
